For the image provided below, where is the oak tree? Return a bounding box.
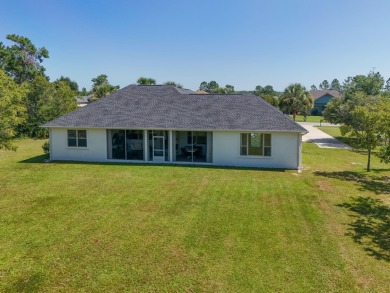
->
[0,34,49,85]
[0,69,27,150]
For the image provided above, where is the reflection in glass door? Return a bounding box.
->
[153,136,165,161]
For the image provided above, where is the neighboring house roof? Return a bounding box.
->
[309,90,341,101]
[43,85,306,133]
[173,87,194,95]
[76,94,94,104]
[195,90,208,94]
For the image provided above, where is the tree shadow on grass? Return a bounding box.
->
[337,197,390,261]
[338,136,356,146]
[19,154,49,163]
[314,171,390,195]
[5,272,44,293]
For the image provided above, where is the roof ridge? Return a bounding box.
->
[188,93,244,95]
[136,84,164,86]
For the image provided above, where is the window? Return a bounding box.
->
[240,133,271,156]
[108,129,144,160]
[187,131,207,144]
[68,130,87,147]
[177,131,209,163]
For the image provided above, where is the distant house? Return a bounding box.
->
[42,85,307,170]
[195,90,208,94]
[75,94,94,107]
[310,90,341,115]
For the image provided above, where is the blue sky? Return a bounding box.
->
[1,0,390,91]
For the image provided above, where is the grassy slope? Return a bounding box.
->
[290,115,325,122]
[317,126,342,137]
[0,140,389,292]
[317,126,358,146]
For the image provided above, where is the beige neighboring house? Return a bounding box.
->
[195,90,208,94]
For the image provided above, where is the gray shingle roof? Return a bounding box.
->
[42,85,307,133]
[173,87,194,94]
[309,90,341,101]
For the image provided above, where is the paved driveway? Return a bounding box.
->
[298,122,352,149]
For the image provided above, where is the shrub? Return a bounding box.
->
[42,141,50,153]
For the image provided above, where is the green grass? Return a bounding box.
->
[290,115,325,122]
[317,125,342,136]
[1,140,390,292]
[317,126,358,147]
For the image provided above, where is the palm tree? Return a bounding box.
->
[279,83,313,121]
[299,92,314,121]
[137,77,156,85]
[164,81,183,88]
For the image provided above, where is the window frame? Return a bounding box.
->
[67,129,87,148]
[187,131,207,145]
[240,133,271,157]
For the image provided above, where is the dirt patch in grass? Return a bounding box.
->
[316,180,333,191]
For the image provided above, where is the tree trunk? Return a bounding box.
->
[292,110,296,121]
[367,147,371,172]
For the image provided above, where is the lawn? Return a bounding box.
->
[317,126,358,147]
[290,115,325,122]
[1,140,389,292]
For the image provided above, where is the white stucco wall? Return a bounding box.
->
[50,128,108,162]
[212,131,300,169]
[49,128,302,169]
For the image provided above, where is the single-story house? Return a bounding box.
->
[42,85,307,169]
[310,90,341,115]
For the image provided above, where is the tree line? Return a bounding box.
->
[1,34,390,171]
[323,71,390,171]
[0,34,187,150]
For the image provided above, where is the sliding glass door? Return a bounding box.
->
[111,130,126,159]
[107,129,144,160]
[174,131,212,163]
[107,130,212,163]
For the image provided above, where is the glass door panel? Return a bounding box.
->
[153,136,165,161]
[112,130,126,159]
